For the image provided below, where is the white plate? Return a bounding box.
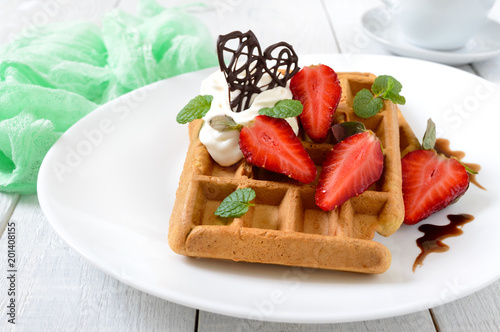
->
[362,7,500,65]
[38,54,500,324]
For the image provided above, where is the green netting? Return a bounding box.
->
[0,0,217,194]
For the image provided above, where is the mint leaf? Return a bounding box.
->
[258,99,303,118]
[209,115,243,132]
[372,75,393,97]
[422,118,436,150]
[331,121,366,142]
[372,75,405,105]
[353,89,384,118]
[214,188,256,218]
[386,92,406,105]
[176,95,213,124]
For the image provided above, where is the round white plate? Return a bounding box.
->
[362,7,500,65]
[38,54,500,324]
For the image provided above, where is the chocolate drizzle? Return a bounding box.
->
[217,30,299,113]
[434,138,484,190]
[413,214,474,272]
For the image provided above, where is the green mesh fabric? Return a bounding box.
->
[0,0,217,194]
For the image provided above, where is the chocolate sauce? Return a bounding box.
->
[434,138,484,190]
[412,214,474,272]
[217,30,299,113]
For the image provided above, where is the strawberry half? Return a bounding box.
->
[239,115,317,183]
[315,131,384,211]
[402,150,469,225]
[290,64,342,143]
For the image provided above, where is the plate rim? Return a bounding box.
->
[38,53,500,324]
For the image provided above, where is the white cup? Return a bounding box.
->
[382,0,496,50]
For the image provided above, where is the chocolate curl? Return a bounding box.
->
[217,30,299,113]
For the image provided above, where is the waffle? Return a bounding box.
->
[168,72,420,274]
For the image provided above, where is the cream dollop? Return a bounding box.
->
[198,71,299,166]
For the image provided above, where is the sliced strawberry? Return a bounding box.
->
[290,64,342,143]
[402,150,469,225]
[239,115,317,183]
[315,131,384,211]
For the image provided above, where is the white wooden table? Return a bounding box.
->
[1,0,500,331]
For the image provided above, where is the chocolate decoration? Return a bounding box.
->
[413,214,474,272]
[217,30,299,113]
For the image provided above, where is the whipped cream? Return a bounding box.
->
[198,70,299,166]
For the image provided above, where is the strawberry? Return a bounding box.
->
[315,131,384,211]
[402,150,469,225]
[290,64,342,143]
[239,115,317,183]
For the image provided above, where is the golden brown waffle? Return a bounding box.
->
[168,72,419,274]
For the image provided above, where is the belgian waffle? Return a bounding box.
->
[168,72,420,274]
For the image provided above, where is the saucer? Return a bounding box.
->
[362,7,500,65]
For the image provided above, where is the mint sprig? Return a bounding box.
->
[258,99,303,118]
[214,188,256,218]
[353,75,405,118]
[176,95,213,124]
[371,75,406,105]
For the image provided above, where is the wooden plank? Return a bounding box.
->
[198,310,436,332]
[199,0,340,55]
[321,0,391,55]
[119,0,339,55]
[0,195,196,332]
[430,280,500,331]
[0,193,19,332]
[0,193,20,238]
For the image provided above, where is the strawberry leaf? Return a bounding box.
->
[176,95,213,124]
[353,89,384,118]
[459,161,479,175]
[458,160,479,175]
[258,99,303,118]
[209,115,243,132]
[422,118,437,150]
[214,188,256,218]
